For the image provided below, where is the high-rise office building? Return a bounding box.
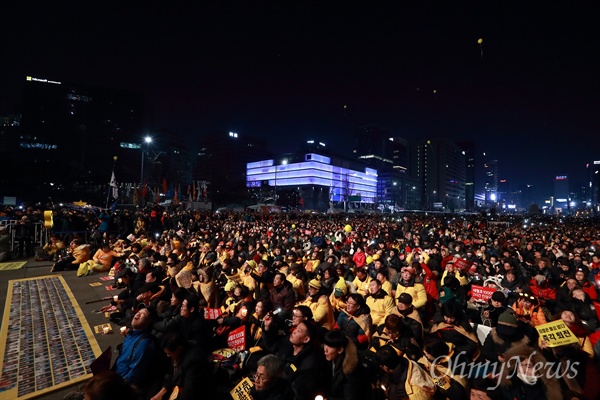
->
[410,137,467,211]
[484,159,499,204]
[6,75,144,200]
[196,131,270,207]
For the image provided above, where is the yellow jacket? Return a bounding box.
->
[366,293,396,327]
[395,282,427,309]
[353,275,372,297]
[299,295,335,330]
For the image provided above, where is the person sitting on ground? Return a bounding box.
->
[369,314,421,360]
[374,344,436,400]
[90,242,125,272]
[249,354,294,400]
[113,305,159,396]
[35,234,65,262]
[417,336,469,400]
[430,301,481,364]
[321,329,373,400]
[51,237,91,272]
[511,292,548,327]
[261,312,326,400]
[335,293,373,350]
[365,278,396,327]
[298,278,335,330]
[149,332,214,400]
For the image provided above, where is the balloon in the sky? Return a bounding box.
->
[477,38,483,44]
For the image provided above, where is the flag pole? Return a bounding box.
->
[105,156,118,208]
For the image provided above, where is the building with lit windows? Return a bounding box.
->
[410,137,466,211]
[4,75,144,200]
[484,159,499,204]
[246,153,378,212]
[554,174,570,213]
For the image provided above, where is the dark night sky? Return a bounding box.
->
[2,2,599,201]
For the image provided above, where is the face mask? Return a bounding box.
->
[516,370,538,386]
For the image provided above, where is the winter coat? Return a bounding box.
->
[324,348,373,400]
[336,306,373,349]
[365,289,396,326]
[381,357,436,400]
[299,293,335,330]
[499,344,562,400]
[395,279,428,309]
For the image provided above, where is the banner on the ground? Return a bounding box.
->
[536,320,579,347]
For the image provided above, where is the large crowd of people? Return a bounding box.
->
[5,205,600,399]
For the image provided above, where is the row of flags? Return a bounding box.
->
[109,172,209,204]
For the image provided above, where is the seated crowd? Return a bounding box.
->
[46,208,600,400]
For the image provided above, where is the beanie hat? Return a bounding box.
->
[334,277,347,298]
[397,292,413,305]
[497,311,518,328]
[308,279,322,290]
[224,281,236,292]
[491,291,506,303]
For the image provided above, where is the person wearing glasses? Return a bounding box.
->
[250,354,293,400]
[335,293,373,350]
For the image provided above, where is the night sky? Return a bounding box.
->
[2,3,599,201]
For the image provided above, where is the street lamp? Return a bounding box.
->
[140,136,152,185]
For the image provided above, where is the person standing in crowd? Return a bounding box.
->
[0,226,11,262]
[14,215,34,258]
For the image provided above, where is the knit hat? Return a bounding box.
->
[397,292,413,305]
[490,291,505,302]
[308,279,322,290]
[497,311,518,328]
[334,277,347,298]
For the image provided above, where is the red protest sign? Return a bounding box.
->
[227,326,246,352]
[471,285,497,302]
[204,308,222,320]
[454,259,474,272]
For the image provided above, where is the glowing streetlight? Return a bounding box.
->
[140,136,153,185]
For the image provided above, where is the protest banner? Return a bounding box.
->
[230,377,253,400]
[454,258,474,272]
[471,285,497,302]
[536,320,579,347]
[204,308,222,320]
[227,325,246,352]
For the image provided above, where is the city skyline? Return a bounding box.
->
[2,3,599,201]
